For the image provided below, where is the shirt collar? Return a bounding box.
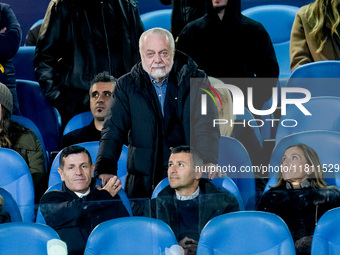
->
[175,187,200,201]
[74,188,91,198]
[149,75,169,86]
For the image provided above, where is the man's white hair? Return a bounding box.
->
[139,27,175,52]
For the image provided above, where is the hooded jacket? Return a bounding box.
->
[34,0,143,115]
[176,0,279,109]
[94,51,220,198]
[160,0,208,39]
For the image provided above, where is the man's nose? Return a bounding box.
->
[154,53,162,62]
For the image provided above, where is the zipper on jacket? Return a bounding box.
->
[100,1,112,73]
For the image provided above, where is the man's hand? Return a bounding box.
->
[99,174,115,186]
[98,176,121,197]
[178,237,198,255]
[0,27,6,33]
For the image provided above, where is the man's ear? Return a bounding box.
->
[90,164,95,176]
[195,167,203,180]
[57,168,64,181]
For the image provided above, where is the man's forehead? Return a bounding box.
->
[92,82,114,90]
[169,152,191,161]
[63,153,91,165]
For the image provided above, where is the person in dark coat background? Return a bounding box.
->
[159,0,208,40]
[34,0,144,126]
[0,2,21,115]
[94,28,220,199]
[176,0,279,110]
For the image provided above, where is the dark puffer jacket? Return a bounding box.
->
[95,51,220,198]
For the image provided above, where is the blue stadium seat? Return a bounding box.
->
[138,0,170,14]
[242,5,299,78]
[284,60,340,98]
[63,111,93,136]
[0,187,22,222]
[0,222,62,255]
[0,148,35,222]
[140,9,172,30]
[236,107,263,147]
[48,142,128,189]
[211,178,245,210]
[275,97,340,145]
[12,115,49,169]
[311,207,340,255]
[267,130,340,187]
[197,211,296,255]
[12,46,36,81]
[218,136,256,210]
[16,79,62,154]
[84,217,178,255]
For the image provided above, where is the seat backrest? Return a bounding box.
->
[0,222,61,255]
[63,111,94,136]
[49,142,128,188]
[0,187,22,222]
[275,97,340,144]
[16,79,62,154]
[311,207,340,254]
[269,130,340,186]
[140,9,172,30]
[242,5,298,44]
[0,148,35,222]
[218,136,256,210]
[84,216,178,255]
[29,18,43,31]
[236,107,263,147]
[211,178,245,210]
[197,211,296,255]
[12,115,49,169]
[285,61,340,98]
[12,46,36,81]
[242,5,299,78]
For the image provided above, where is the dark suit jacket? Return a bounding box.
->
[40,179,129,255]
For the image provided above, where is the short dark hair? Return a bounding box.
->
[170,145,203,167]
[59,145,92,169]
[90,71,117,88]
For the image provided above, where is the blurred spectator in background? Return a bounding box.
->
[34,0,144,126]
[258,143,340,255]
[0,2,21,115]
[0,82,46,202]
[160,0,208,40]
[24,19,42,46]
[61,72,116,147]
[176,0,279,110]
[0,195,10,223]
[290,0,340,71]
